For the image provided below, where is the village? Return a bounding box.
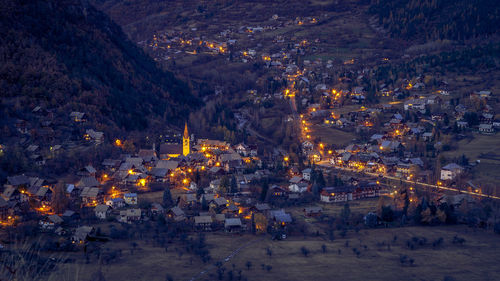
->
[1,1,500,280]
[2,6,500,250]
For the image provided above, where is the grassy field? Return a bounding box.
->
[311,124,357,146]
[443,133,500,186]
[222,226,500,281]
[48,224,500,281]
[443,133,500,164]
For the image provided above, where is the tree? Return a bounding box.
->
[315,170,326,188]
[51,181,69,214]
[123,140,136,153]
[266,247,272,258]
[341,203,351,223]
[201,196,208,211]
[260,180,269,202]
[230,175,238,194]
[364,212,378,227]
[163,188,174,208]
[312,183,321,198]
[381,206,394,222]
[219,176,230,194]
[300,246,310,257]
[196,185,205,197]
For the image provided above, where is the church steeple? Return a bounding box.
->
[183,122,189,139]
[182,122,190,156]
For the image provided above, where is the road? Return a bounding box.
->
[316,161,500,200]
[239,111,278,145]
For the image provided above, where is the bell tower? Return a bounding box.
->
[182,122,190,156]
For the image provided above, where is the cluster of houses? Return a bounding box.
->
[1,126,308,240]
[140,12,323,65]
[285,167,381,203]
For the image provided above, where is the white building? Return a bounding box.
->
[94,204,110,219]
[123,193,138,205]
[440,163,464,181]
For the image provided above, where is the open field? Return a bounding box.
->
[443,133,500,164]
[49,224,500,281]
[311,125,358,147]
[443,133,500,186]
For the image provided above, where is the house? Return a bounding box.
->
[70,112,86,122]
[85,129,104,145]
[80,187,101,206]
[77,165,97,177]
[395,163,411,177]
[289,176,304,184]
[209,179,221,190]
[209,166,224,175]
[437,194,475,208]
[106,198,125,208]
[252,203,271,216]
[125,157,144,167]
[289,182,309,193]
[302,168,312,181]
[76,176,99,189]
[320,186,353,203]
[302,141,314,154]
[119,209,141,223]
[166,206,186,221]
[194,215,213,231]
[39,215,64,230]
[269,185,287,198]
[352,182,381,199]
[94,204,110,219]
[379,140,402,152]
[150,168,168,181]
[304,206,323,217]
[479,124,494,134]
[200,193,215,204]
[72,226,94,243]
[181,193,197,207]
[404,99,426,111]
[235,143,249,156]
[422,132,433,141]
[102,159,122,171]
[124,193,138,205]
[156,160,179,170]
[138,149,157,162]
[160,143,183,159]
[211,197,228,210]
[269,209,292,226]
[457,121,468,129]
[150,203,165,215]
[2,186,28,203]
[440,163,464,181]
[224,218,242,232]
[61,210,80,222]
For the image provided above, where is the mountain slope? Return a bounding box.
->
[369,0,500,41]
[0,0,200,131]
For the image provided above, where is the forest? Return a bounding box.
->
[0,0,200,132]
[369,0,500,41]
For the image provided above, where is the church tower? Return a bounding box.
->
[182,122,190,156]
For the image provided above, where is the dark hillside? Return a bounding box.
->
[369,0,500,41]
[0,0,200,131]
